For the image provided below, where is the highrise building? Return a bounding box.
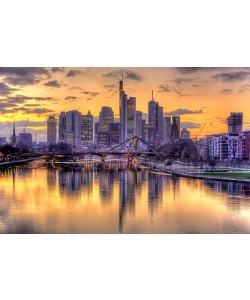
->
[119,73,128,143]
[181,128,190,139]
[58,112,66,143]
[148,91,163,146]
[226,112,243,134]
[96,106,116,146]
[171,116,181,141]
[18,133,32,149]
[135,111,143,137]
[127,97,136,139]
[59,110,82,146]
[81,110,93,145]
[162,117,172,143]
[47,116,57,144]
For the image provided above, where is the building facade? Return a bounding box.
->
[47,116,57,144]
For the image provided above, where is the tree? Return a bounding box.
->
[160,139,198,160]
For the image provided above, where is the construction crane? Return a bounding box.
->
[194,121,207,140]
[23,118,29,133]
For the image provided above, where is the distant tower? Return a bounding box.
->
[47,116,57,145]
[120,70,128,143]
[11,122,17,145]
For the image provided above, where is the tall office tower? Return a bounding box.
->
[119,72,128,143]
[58,112,66,143]
[109,122,120,145]
[162,117,172,143]
[148,91,162,146]
[65,110,82,146]
[135,111,143,137]
[18,133,33,149]
[10,122,17,146]
[127,97,136,139]
[226,112,243,134]
[99,106,114,125]
[142,120,149,142]
[171,116,181,140]
[181,128,191,139]
[96,106,115,146]
[158,106,164,143]
[47,116,57,144]
[81,110,93,145]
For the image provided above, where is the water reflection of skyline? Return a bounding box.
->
[2,160,250,233]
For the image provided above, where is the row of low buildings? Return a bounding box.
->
[198,112,250,161]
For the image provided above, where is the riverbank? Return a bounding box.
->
[142,161,250,183]
[0,158,36,168]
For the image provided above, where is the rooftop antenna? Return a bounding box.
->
[122,69,124,81]
[152,90,154,100]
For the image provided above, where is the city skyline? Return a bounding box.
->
[1,67,250,141]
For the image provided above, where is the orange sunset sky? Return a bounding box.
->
[0,67,250,142]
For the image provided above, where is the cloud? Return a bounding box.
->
[0,82,17,95]
[3,95,55,104]
[177,67,205,74]
[174,78,195,85]
[180,122,201,129]
[221,88,233,94]
[66,69,81,77]
[65,96,77,100]
[50,67,64,73]
[238,84,250,93]
[103,70,143,81]
[212,71,250,82]
[158,84,171,93]
[104,84,116,92]
[10,107,54,115]
[80,90,100,97]
[0,67,50,86]
[44,80,62,88]
[70,86,83,90]
[165,108,203,116]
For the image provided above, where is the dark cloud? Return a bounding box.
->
[66,69,81,77]
[65,96,77,100]
[180,122,201,129]
[103,70,143,81]
[165,108,203,116]
[3,95,55,104]
[212,71,250,82]
[174,78,195,84]
[158,84,171,93]
[44,80,62,88]
[4,76,40,86]
[0,82,17,95]
[238,84,250,93]
[70,86,83,90]
[177,67,205,74]
[80,90,100,97]
[104,84,116,92]
[0,67,50,86]
[11,107,54,115]
[221,88,233,94]
[50,67,64,73]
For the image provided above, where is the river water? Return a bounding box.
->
[1,160,250,233]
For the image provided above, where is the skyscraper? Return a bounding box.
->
[58,112,66,143]
[127,96,136,139]
[226,112,243,134]
[119,73,128,143]
[171,116,181,141]
[81,110,93,145]
[47,116,57,144]
[148,91,163,146]
[162,117,172,143]
[135,111,143,137]
[96,106,115,146]
[59,110,82,146]
[181,128,190,139]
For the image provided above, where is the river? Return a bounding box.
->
[1,159,250,233]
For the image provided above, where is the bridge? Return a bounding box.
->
[1,136,168,168]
